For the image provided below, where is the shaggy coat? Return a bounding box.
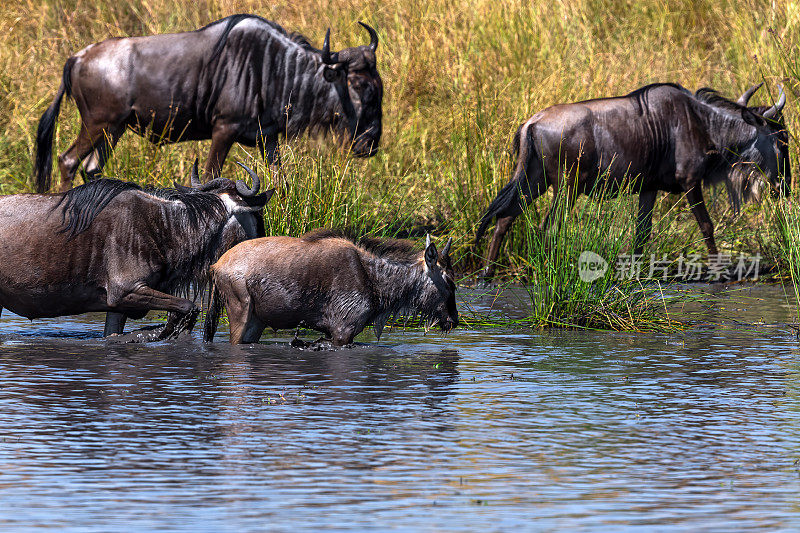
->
[475,82,790,279]
[0,169,272,338]
[34,14,383,192]
[203,230,458,345]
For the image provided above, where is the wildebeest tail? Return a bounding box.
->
[203,283,223,342]
[474,125,532,246]
[34,57,76,193]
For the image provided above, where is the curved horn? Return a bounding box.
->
[321,28,339,64]
[190,158,202,188]
[737,82,763,106]
[441,237,453,257]
[234,161,260,197]
[173,181,194,193]
[198,178,231,191]
[763,85,786,119]
[359,21,378,52]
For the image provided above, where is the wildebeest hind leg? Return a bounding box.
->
[57,123,111,192]
[226,298,263,344]
[83,126,124,181]
[483,215,518,280]
[541,183,578,233]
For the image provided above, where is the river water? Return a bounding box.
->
[1,285,799,531]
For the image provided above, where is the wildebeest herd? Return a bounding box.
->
[0,14,790,345]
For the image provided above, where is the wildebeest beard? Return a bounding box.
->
[693,88,781,214]
[54,179,242,296]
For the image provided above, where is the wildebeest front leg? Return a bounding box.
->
[634,190,658,256]
[103,312,127,337]
[685,184,718,256]
[203,125,237,181]
[113,286,199,340]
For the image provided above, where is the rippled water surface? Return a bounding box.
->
[1,286,800,531]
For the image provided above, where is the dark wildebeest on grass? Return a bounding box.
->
[475,82,790,279]
[203,230,458,345]
[34,14,383,192]
[0,161,273,339]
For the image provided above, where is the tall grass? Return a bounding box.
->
[519,178,677,330]
[770,198,800,317]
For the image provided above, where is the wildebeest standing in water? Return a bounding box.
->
[475,83,790,279]
[0,161,273,339]
[34,14,383,192]
[203,231,459,345]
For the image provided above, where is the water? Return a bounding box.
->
[1,286,799,531]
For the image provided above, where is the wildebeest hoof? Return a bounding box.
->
[106,324,165,344]
[290,337,310,348]
[158,308,199,340]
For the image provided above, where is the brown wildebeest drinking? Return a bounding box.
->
[203,231,459,345]
[475,82,790,279]
[0,161,273,339]
[34,14,383,192]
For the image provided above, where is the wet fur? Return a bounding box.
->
[204,231,458,345]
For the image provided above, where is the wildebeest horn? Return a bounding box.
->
[198,178,231,191]
[234,161,261,197]
[321,28,339,64]
[737,82,763,106]
[442,237,453,257]
[763,85,786,119]
[359,22,378,52]
[190,158,202,188]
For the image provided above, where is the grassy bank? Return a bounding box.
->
[0,0,798,329]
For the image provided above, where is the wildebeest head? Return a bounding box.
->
[174,160,274,241]
[723,83,790,208]
[421,235,459,332]
[320,23,383,157]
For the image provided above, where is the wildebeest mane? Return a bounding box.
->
[302,228,421,262]
[56,179,141,238]
[694,87,765,126]
[55,179,226,239]
[143,186,226,227]
[205,14,316,64]
[624,82,687,115]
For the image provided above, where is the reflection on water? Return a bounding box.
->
[0,286,799,530]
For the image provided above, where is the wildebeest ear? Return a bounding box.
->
[425,234,438,268]
[323,65,343,83]
[441,237,453,258]
[247,188,275,208]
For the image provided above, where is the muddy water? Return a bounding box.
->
[1,286,799,530]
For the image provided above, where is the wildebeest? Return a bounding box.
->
[203,230,459,345]
[0,161,273,339]
[475,82,790,279]
[34,14,383,192]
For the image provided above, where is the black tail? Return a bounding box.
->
[474,125,535,246]
[203,283,223,342]
[34,57,75,193]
